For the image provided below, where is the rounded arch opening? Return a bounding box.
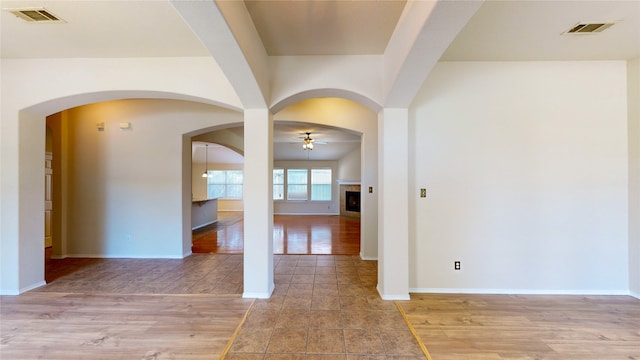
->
[11,92,243,293]
[271,95,379,261]
[270,88,382,115]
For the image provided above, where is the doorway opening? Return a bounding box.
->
[190,121,363,256]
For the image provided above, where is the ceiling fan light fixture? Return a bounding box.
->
[303,132,314,150]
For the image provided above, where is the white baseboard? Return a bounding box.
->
[409,288,632,296]
[630,290,640,300]
[191,220,217,230]
[360,253,378,261]
[377,284,410,300]
[274,213,341,216]
[64,253,185,259]
[243,284,274,299]
[1,281,48,295]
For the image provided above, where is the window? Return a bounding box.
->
[207,170,243,199]
[274,167,333,201]
[273,168,284,200]
[287,169,308,200]
[311,169,332,201]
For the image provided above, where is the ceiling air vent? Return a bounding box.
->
[564,22,615,34]
[7,8,64,23]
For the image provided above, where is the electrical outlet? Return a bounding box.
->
[454,261,461,270]
[420,188,426,198]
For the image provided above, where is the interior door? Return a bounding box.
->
[45,152,52,248]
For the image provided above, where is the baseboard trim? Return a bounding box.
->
[630,290,640,300]
[273,213,341,216]
[243,284,274,299]
[1,281,48,295]
[22,281,47,293]
[377,284,410,300]
[191,220,217,230]
[360,254,378,261]
[64,253,185,259]
[409,288,632,296]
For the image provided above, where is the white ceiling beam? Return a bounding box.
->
[170,0,269,109]
[383,0,483,108]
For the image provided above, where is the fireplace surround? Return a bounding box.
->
[339,182,361,218]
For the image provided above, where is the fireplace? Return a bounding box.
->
[345,191,361,213]
[339,182,360,218]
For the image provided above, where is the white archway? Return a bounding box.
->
[271,95,379,262]
[1,90,242,295]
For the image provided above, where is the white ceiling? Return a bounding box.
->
[3,1,636,60]
[441,0,640,61]
[244,0,406,55]
[2,0,638,161]
[192,141,244,165]
[0,1,209,58]
[193,122,361,164]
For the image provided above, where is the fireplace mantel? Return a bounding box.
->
[336,180,361,185]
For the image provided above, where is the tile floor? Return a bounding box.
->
[41,254,244,294]
[225,255,426,359]
[38,253,427,359]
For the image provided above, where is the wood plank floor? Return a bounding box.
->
[398,293,640,360]
[1,292,253,360]
[192,213,361,255]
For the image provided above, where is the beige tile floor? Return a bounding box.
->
[225,255,426,359]
[40,254,244,295]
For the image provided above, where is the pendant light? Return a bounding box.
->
[202,144,210,178]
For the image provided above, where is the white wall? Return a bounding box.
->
[269,56,383,110]
[410,61,629,294]
[338,146,362,182]
[629,57,640,298]
[63,99,242,258]
[273,160,339,215]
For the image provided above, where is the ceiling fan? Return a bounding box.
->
[299,132,327,150]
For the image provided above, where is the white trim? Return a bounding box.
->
[242,291,272,299]
[360,254,378,261]
[3,281,48,295]
[243,283,274,299]
[409,288,632,296]
[64,253,186,259]
[0,290,20,295]
[191,219,217,230]
[377,284,410,300]
[273,212,340,216]
[630,290,640,300]
[336,180,361,185]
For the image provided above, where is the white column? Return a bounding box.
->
[243,109,274,298]
[377,108,410,300]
